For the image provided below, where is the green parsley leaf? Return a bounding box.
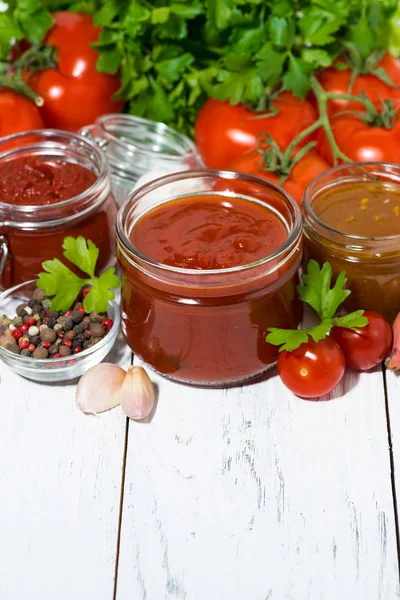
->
[283,55,312,98]
[301,48,333,68]
[331,310,369,330]
[62,236,99,279]
[37,259,87,312]
[207,0,232,31]
[83,268,120,313]
[155,52,194,83]
[37,236,120,313]
[297,260,351,320]
[266,260,369,353]
[268,17,293,48]
[266,320,332,352]
[14,0,54,45]
[256,42,286,87]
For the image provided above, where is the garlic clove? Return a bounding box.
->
[76,363,126,414]
[120,366,155,420]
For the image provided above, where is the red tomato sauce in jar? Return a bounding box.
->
[0,130,118,290]
[117,171,303,387]
[129,193,288,269]
[0,156,96,206]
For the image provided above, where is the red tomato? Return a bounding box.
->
[194,92,318,169]
[29,12,123,131]
[317,105,400,165]
[0,90,44,137]
[331,311,392,371]
[278,337,345,399]
[229,148,329,206]
[317,53,400,115]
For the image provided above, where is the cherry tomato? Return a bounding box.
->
[316,104,400,165]
[331,311,392,371]
[278,337,345,399]
[29,12,123,131]
[317,53,400,115]
[0,90,44,137]
[228,148,329,206]
[194,91,318,169]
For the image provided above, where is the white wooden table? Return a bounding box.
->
[1,330,400,600]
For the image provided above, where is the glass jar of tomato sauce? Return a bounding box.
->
[117,169,303,386]
[303,162,400,323]
[80,114,203,206]
[0,130,118,290]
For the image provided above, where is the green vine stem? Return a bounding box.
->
[0,43,58,107]
[0,74,43,106]
[257,75,393,185]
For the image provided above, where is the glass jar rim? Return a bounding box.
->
[117,168,302,276]
[0,128,109,217]
[303,161,400,242]
[94,113,199,163]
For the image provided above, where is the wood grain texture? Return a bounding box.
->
[116,362,399,600]
[384,367,400,591]
[0,333,131,600]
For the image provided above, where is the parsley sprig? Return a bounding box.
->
[36,236,120,313]
[266,260,368,352]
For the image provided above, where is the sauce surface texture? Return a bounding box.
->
[0,156,96,206]
[313,181,400,237]
[129,193,288,269]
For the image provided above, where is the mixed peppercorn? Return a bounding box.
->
[0,287,113,359]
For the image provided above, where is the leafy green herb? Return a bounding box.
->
[1,0,398,136]
[297,260,350,320]
[266,260,368,352]
[37,236,120,313]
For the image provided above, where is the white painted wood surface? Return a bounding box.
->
[0,333,130,600]
[1,349,399,599]
[116,362,399,600]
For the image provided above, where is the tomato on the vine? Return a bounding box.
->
[278,337,345,399]
[228,148,329,206]
[194,92,318,169]
[29,12,123,131]
[317,52,400,115]
[331,311,392,371]
[0,90,44,137]
[316,104,400,165]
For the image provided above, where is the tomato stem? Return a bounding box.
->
[309,77,355,166]
[13,44,58,75]
[0,43,58,108]
[0,75,43,106]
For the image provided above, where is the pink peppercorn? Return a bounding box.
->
[101,318,113,330]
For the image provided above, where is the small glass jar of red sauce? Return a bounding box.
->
[0,130,118,290]
[80,114,203,205]
[117,170,303,386]
[303,162,400,323]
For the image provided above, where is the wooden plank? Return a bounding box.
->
[383,366,400,584]
[116,363,399,600]
[0,333,131,600]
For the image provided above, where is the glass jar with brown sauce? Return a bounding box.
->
[303,162,400,323]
